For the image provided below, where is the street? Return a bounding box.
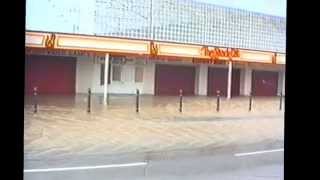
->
[24,141,283,180]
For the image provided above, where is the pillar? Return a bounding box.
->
[103,53,109,105]
[243,67,252,96]
[282,71,285,95]
[227,61,232,99]
[198,64,208,95]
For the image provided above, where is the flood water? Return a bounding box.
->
[24,94,284,160]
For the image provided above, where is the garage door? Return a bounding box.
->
[155,64,195,95]
[25,55,76,94]
[207,67,240,97]
[252,70,278,96]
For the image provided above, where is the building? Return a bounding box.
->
[25,0,286,102]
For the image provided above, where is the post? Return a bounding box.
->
[216,90,220,112]
[279,92,283,111]
[249,92,252,111]
[179,89,183,113]
[87,88,91,113]
[33,87,38,113]
[103,53,110,105]
[227,61,232,99]
[136,89,140,113]
[107,93,110,105]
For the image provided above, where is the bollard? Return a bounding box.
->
[249,92,253,111]
[33,86,38,113]
[279,92,283,110]
[216,90,220,112]
[87,88,91,113]
[179,89,183,113]
[136,89,140,113]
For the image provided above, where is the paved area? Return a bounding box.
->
[24,95,284,160]
[24,141,283,180]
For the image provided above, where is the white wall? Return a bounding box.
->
[76,56,94,93]
[142,62,156,94]
[243,68,252,96]
[197,64,208,95]
[76,57,156,95]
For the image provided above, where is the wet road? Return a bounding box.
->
[24,141,283,180]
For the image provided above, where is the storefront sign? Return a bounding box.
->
[201,46,240,60]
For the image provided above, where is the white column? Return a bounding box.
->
[277,71,283,95]
[103,53,109,105]
[142,62,155,95]
[239,69,245,95]
[198,64,208,95]
[194,66,199,95]
[282,71,285,95]
[227,61,232,99]
[244,68,252,96]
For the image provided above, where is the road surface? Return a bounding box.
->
[24,141,284,180]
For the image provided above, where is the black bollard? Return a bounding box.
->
[279,92,283,111]
[179,89,183,113]
[216,90,220,112]
[136,89,140,113]
[33,87,38,113]
[249,92,253,111]
[87,88,91,113]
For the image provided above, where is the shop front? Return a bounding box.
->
[25,31,286,100]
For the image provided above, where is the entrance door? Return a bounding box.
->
[25,55,76,94]
[252,70,278,96]
[155,64,195,95]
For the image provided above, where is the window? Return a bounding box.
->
[112,65,122,81]
[135,66,144,83]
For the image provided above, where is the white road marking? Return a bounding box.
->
[24,162,148,173]
[234,148,284,157]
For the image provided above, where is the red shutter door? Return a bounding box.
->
[207,68,228,96]
[155,64,195,96]
[231,69,240,97]
[25,55,76,95]
[252,70,278,96]
[207,67,240,97]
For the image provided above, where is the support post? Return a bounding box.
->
[103,53,110,105]
[87,88,91,113]
[249,92,253,112]
[279,92,283,111]
[216,90,220,112]
[179,89,183,113]
[33,87,38,113]
[136,89,140,113]
[227,61,232,99]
